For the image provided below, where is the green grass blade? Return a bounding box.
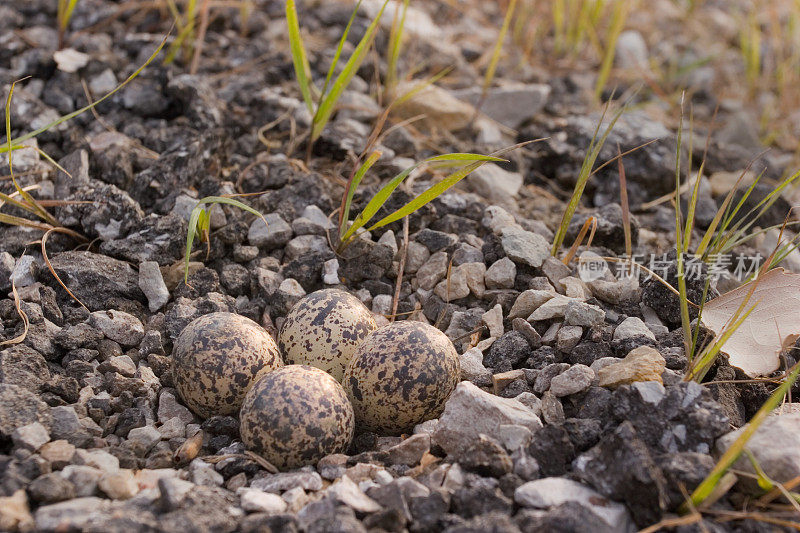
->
[674,95,692,359]
[364,151,516,233]
[341,149,382,240]
[1,35,168,154]
[594,1,628,100]
[310,0,390,142]
[286,0,315,114]
[684,363,800,511]
[184,196,266,283]
[386,0,409,95]
[341,163,420,243]
[320,0,364,107]
[481,0,518,97]
[551,101,625,255]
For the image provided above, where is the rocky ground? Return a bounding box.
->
[2,0,800,531]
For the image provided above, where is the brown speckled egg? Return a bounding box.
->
[240,365,355,469]
[342,320,460,435]
[278,289,377,382]
[172,312,283,418]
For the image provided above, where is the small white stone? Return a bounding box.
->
[322,258,340,285]
[239,488,288,514]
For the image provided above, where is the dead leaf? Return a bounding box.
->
[702,268,800,376]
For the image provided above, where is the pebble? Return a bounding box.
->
[189,458,224,486]
[98,469,138,500]
[459,348,493,384]
[467,163,524,201]
[529,295,572,321]
[564,300,605,327]
[40,440,76,469]
[248,213,292,249]
[11,256,37,287]
[500,226,550,268]
[461,262,487,297]
[327,476,382,513]
[541,256,572,288]
[597,346,666,388]
[11,422,50,452]
[158,390,194,424]
[432,381,542,456]
[482,205,518,235]
[481,304,504,338]
[416,251,448,290]
[613,316,656,341]
[90,310,145,347]
[322,258,340,285]
[251,471,324,493]
[556,325,583,352]
[404,242,430,274]
[540,391,565,425]
[138,261,170,312]
[715,412,800,492]
[549,364,595,397]
[515,477,634,532]
[127,425,162,452]
[433,264,470,300]
[239,488,289,513]
[508,289,556,320]
[484,257,516,289]
[371,294,393,316]
[0,490,33,531]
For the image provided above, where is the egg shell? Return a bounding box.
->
[172,312,283,418]
[343,320,460,435]
[240,364,355,470]
[278,289,377,382]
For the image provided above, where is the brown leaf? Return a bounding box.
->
[702,268,800,376]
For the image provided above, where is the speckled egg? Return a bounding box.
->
[240,365,355,469]
[172,312,283,418]
[278,289,377,382]
[342,320,460,435]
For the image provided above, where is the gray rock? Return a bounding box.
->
[248,213,292,249]
[11,255,37,287]
[508,290,556,320]
[327,476,382,513]
[0,344,50,390]
[158,477,196,511]
[615,30,648,70]
[90,309,145,347]
[60,466,103,497]
[239,488,289,513]
[416,251,449,291]
[485,257,516,289]
[500,227,550,268]
[0,251,15,292]
[158,390,194,424]
[34,497,111,532]
[127,425,161,452]
[322,258,340,285]
[404,241,430,274]
[467,164,523,202]
[549,365,595,397]
[284,234,329,262]
[454,83,550,129]
[515,477,634,532]
[138,261,170,312]
[50,406,92,447]
[556,325,583,352]
[251,470,324,493]
[189,458,224,486]
[482,205,518,235]
[459,348,493,385]
[613,317,656,341]
[11,421,50,452]
[433,264,470,301]
[49,251,145,311]
[715,412,800,492]
[564,301,605,327]
[432,381,542,456]
[540,391,565,425]
[0,384,52,439]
